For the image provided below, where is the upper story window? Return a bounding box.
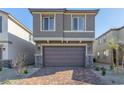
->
[103,36,106,42]
[72,16,84,31]
[0,16,2,33]
[29,34,32,41]
[98,38,102,45]
[41,15,55,31]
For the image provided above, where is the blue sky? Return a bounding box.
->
[1,8,124,38]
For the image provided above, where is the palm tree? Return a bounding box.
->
[107,38,119,67]
[118,42,124,68]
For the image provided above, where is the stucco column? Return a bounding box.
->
[85,43,93,67]
[35,45,43,67]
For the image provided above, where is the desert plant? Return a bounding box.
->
[21,68,28,74]
[101,67,106,76]
[110,64,114,70]
[100,66,104,70]
[0,62,2,71]
[13,50,28,75]
[1,80,11,84]
[0,67,2,71]
[95,64,100,71]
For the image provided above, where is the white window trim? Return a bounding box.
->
[64,30,94,32]
[40,14,56,31]
[71,15,85,32]
[85,14,87,31]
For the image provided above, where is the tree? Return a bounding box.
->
[118,42,124,68]
[107,38,119,66]
[107,37,124,73]
[12,50,28,75]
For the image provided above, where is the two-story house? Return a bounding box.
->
[0,10,35,67]
[29,8,99,67]
[94,26,124,65]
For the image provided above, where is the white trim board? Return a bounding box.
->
[34,37,95,41]
[64,30,94,32]
[41,44,88,55]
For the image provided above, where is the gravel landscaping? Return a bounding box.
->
[92,63,124,84]
[0,67,40,84]
[7,67,106,85]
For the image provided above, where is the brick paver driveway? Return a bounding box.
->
[11,67,106,85]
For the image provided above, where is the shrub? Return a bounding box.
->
[95,65,100,71]
[110,64,114,70]
[21,69,28,74]
[101,67,106,76]
[100,66,104,70]
[0,62,2,71]
[0,67,2,71]
[2,80,11,84]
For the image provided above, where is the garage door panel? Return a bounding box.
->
[44,53,84,57]
[44,46,85,67]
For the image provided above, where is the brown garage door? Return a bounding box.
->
[44,46,85,67]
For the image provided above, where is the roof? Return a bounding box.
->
[0,10,32,35]
[96,25,124,40]
[29,8,99,15]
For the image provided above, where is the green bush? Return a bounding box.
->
[21,69,28,74]
[0,67,2,71]
[110,64,114,70]
[95,65,100,71]
[100,67,104,70]
[101,67,106,76]
[2,80,11,84]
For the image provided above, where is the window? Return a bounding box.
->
[103,36,106,42]
[41,16,55,31]
[105,49,109,56]
[103,51,106,56]
[103,49,109,57]
[97,52,100,59]
[0,16,2,33]
[29,34,32,41]
[72,16,84,31]
[98,39,101,44]
[97,52,100,56]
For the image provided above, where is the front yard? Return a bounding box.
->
[92,63,124,84]
[1,64,124,85]
[0,67,39,84]
[0,67,106,85]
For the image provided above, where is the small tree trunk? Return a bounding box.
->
[122,55,124,68]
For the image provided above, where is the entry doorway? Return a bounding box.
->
[113,49,116,65]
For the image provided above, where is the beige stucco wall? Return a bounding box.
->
[94,29,124,64]
[94,31,113,64]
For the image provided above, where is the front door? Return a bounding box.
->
[113,49,116,65]
[0,48,2,60]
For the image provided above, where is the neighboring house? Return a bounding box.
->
[0,10,35,67]
[94,26,124,64]
[29,8,99,67]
